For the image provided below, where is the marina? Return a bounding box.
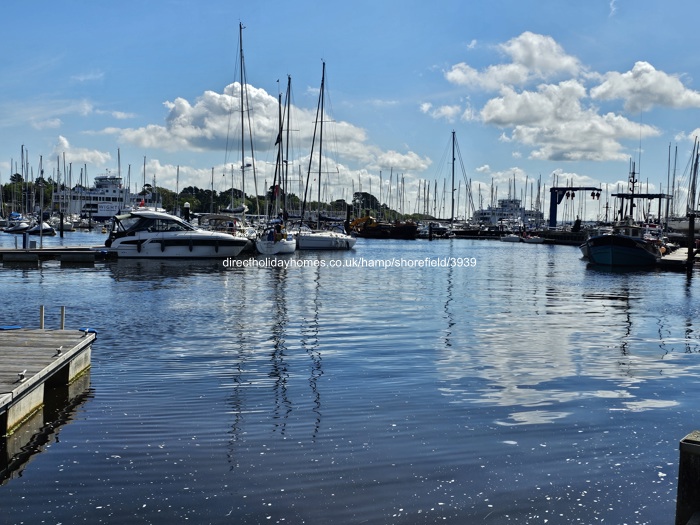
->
[1,231,700,523]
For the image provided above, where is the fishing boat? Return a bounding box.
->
[582,220,661,266]
[102,210,249,259]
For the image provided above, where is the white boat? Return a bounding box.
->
[27,222,56,236]
[102,210,249,259]
[199,213,257,253]
[500,233,521,242]
[255,229,296,255]
[521,235,545,244]
[48,215,75,232]
[296,225,356,250]
[298,62,359,250]
[3,221,32,234]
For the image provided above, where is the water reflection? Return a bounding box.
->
[225,261,326,454]
[0,373,92,485]
[107,258,228,281]
[435,259,699,425]
[301,264,322,439]
[269,266,291,434]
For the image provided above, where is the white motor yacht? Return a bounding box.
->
[102,210,248,259]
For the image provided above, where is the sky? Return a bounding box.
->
[2,0,700,221]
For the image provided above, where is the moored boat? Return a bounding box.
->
[102,210,248,259]
[296,225,356,250]
[500,233,521,242]
[582,220,661,267]
[255,224,296,255]
[521,234,545,244]
[27,222,56,236]
[349,215,418,240]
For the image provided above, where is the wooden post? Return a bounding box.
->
[60,306,66,330]
[39,306,44,330]
[676,431,700,524]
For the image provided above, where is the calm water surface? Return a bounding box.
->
[1,232,699,524]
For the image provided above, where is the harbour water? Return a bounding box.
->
[1,232,699,524]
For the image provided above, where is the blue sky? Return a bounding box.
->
[2,0,700,220]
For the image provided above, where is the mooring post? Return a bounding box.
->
[60,306,66,330]
[676,431,700,524]
[39,305,45,330]
[687,215,696,274]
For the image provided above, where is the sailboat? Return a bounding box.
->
[296,62,356,251]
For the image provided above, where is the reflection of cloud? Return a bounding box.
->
[433,269,693,425]
[620,399,679,412]
[496,410,572,426]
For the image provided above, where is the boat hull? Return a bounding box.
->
[256,238,296,255]
[585,234,659,267]
[111,235,247,259]
[297,231,356,250]
[500,234,521,242]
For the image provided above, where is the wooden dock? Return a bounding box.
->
[0,328,95,435]
[658,247,700,270]
[0,246,101,264]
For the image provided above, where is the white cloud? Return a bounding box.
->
[112,82,431,187]
[71,71,105,83]
[481,80,659,161]
[420,103,462,122]
[590,61,700,112]
[445,32,581,91]
[52,135,112,166]
[431,33,700,163]
[32,118,62,130]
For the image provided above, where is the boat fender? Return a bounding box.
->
[215,240,219,253]
[137,241,142,253]
[161,241,166,252]
[189,239,193,252]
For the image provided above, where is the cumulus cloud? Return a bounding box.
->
[430,32,697,163]
[590,61,700,112]
[446,32,581,90]
[112,81,431,190]
[52,135,112,166]
[420,102,462,122]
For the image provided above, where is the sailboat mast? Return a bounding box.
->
[451,130,455,226]
[317,61,325,230]
[240,23,246,217]
[284,75,292,212]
